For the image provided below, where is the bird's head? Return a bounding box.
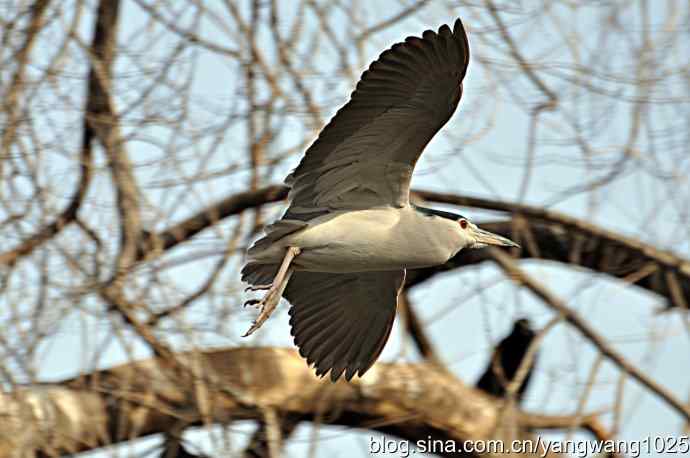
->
[455,216,520,250]
[414,206,519,252]
[513,318,534,338]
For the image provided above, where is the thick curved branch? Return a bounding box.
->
[135,184,690,310]
[137,185,288,260]
[406,191,690,310]
[0,348,555,457]
[89,1,144,274]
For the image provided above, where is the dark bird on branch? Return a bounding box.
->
[476,318,537,401]
[241,18,518,382]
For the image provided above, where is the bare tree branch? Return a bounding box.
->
[407,190,690,310]
[0,0,117,268]
[1,2,687,455]
[398,291,445,368]
[0,348,558,457]
[0,0,51,181]
[134,184,690,310]
[489,248,690,422]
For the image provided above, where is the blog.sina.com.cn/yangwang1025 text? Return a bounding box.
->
[368,435,690,457]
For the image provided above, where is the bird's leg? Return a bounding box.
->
[242,246,301,337]
[243,246,300,308]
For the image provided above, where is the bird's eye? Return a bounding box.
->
[459,219,468,229]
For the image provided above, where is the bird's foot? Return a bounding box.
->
[244,283,272,292]
[243,298,261,308]
[243,282,275,306]
[242,246,300,337]
[242,285,282,337]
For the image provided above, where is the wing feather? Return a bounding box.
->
[284,19,470,219]
[285,270,405,381]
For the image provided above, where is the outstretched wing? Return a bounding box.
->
[285,19,470,220]
[284,270,405,382]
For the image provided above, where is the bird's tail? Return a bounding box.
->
[246,219,307,257]
[241,262,279,286]
[242,219,307,286]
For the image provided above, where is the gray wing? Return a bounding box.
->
[284,19,470,220]
[284,270,405,382]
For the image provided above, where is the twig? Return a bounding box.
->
[398,291,444,368]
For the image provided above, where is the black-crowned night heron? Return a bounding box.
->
[241,18,518,382]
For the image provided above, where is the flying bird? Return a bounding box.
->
[241,18,518,382]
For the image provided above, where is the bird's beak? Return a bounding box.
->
[471,227,520,248]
